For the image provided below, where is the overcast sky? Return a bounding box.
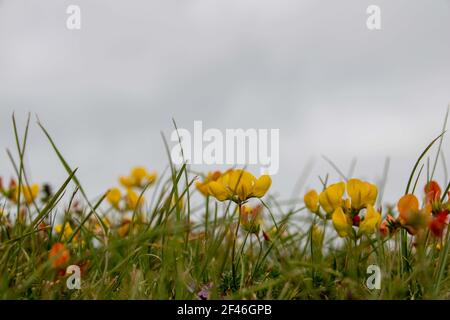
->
[0,0,449,206]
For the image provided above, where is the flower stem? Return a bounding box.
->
[231,202,242,289]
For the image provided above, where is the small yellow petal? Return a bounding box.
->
[367,183,378,206]
[126,189,144,210]
[252,175,272,198]
[319,182,345,214]
[130,166,149,183]
[332,207,351,238]
[208,181,230,201]
[237,175,254,201]
[22,184,40,204]
[304,189,319,212]
[119,176,136,188]
[54,224,63,234]
[359,205,381,235]
[347,179,378,210]
[195,181,209,196]
[107,187,122,208]
[228,170,255,194]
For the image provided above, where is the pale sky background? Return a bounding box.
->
[0,0,449,207]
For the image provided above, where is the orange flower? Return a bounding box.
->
[424,181,441,205]
[48,243,70,268]
[397,194,419,225]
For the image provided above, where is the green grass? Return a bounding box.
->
[0,113,449,300]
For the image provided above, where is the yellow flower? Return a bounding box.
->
[106,187,122,208]
[195,171,222,196]
[347,179,378,210]
[119,167,157,189]
[252,175,272,198]
[319,182,345,215]
[23,184,40,204]
[358,205,381,235]
[130,166,157,188]
[130,166,148,183]
[125,189,144,210]
[12,184,40,204]
[304,189,319,213]
[55,223,74,241]
[332,207,352,238]
[119,176,135,188]
[207,169,271,202]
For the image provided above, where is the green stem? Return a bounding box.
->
[231,202,242,289]
[400,229,410,275]
[204,196,209,241]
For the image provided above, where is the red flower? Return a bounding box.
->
[429,210,448,237]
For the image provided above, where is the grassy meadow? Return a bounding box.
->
[0,113,450,300]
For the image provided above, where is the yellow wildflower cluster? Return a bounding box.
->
[304,179,381,238]
[106,166,157,211]
[196,169,271,203]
